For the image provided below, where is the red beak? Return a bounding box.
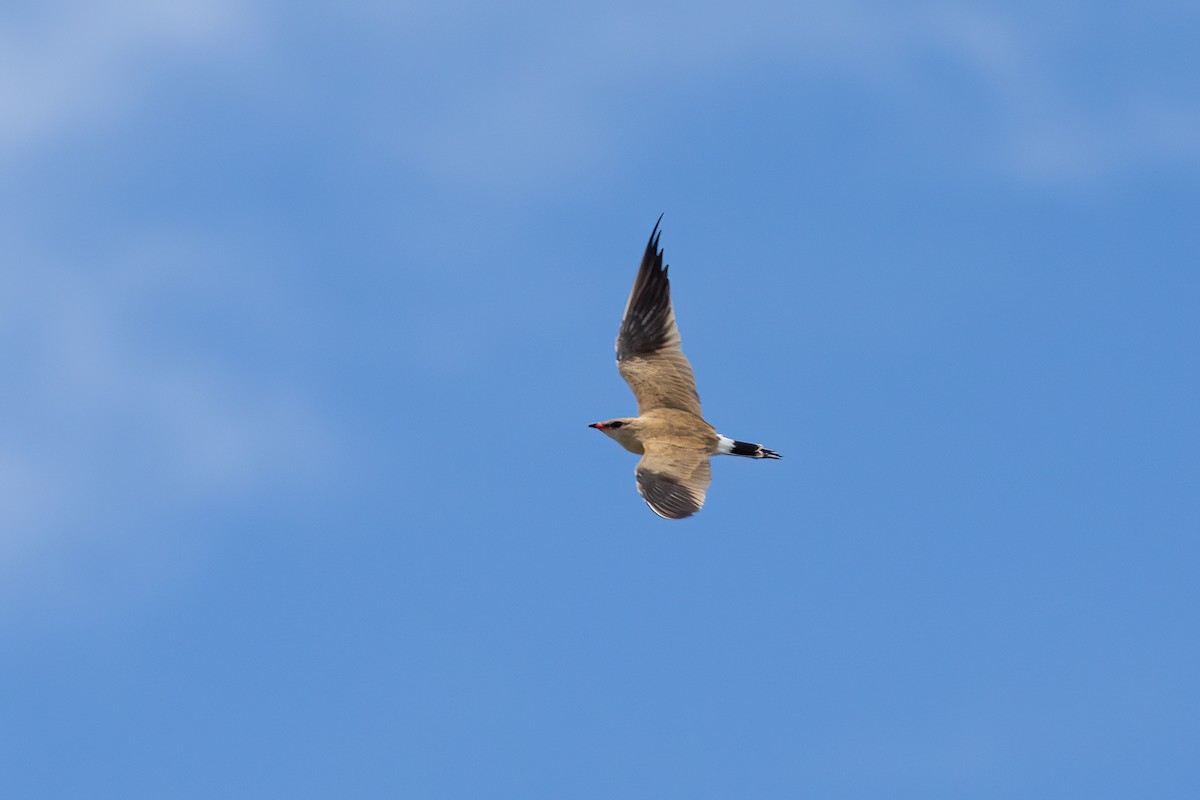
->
[589,422,604,430]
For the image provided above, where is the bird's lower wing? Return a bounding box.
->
[636,442,712,520]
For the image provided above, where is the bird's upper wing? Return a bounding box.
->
[635,440,712,519]
[615,218,703,417]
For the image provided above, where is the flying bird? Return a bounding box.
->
[590,217,780,519]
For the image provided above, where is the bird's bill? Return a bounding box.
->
[588,422,605,429]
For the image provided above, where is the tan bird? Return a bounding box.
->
[590,217,780,519]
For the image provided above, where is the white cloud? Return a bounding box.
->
[4,1,1191,187]
[0,0,252,159]
[919,5,1200,184]
[405,1,1199,189]
[0,231,337,613]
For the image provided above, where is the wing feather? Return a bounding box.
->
[615,218,703,416]
[635,442,712,520]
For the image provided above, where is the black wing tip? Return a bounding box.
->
[644,216,664,265]
[616,216,674,361]
[642,217,666,280]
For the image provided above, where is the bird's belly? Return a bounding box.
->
[638,410,717,451]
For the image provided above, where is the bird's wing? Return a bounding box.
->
[635,440,712,520]
[616,218,703,417]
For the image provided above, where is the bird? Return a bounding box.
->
[590,216,780,519]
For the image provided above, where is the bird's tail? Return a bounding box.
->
[716,435,781,459]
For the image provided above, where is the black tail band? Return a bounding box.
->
[731,440,781,459]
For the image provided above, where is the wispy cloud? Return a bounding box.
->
[0,231,337,614]
[0,0,253,160]
[405,1,1199,189]
[917,5,1200,184]
[4,2,1192,188]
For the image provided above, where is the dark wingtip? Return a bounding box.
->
[640,216,665,277]
[647,214,664,254]
[617,215,673,361]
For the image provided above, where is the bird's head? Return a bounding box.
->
[588,418,643,454]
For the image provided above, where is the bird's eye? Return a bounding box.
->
[609,421,624,429]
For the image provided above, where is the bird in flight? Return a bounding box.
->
[590,217,780,519]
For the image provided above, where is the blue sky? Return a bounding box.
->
[2,1,1198,797]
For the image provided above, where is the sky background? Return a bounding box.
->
[2,1,1198,797]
